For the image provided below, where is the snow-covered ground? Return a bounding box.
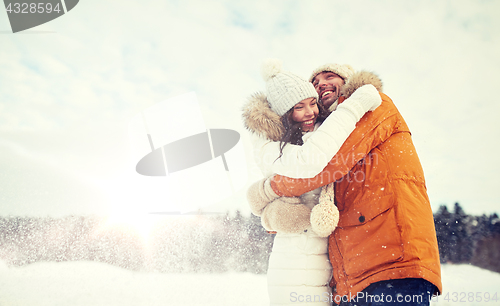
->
[0,261,499,306]
[435,264,500,306]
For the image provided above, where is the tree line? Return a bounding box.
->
[0,203,499,274]
[434,203,500,272]
[0,211,273,274]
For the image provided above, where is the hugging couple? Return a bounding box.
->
[243,59,442,306]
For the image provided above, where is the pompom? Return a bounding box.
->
[310,202,339,237]
[261,58,283,81]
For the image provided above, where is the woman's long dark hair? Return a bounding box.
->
[276,99,330,160]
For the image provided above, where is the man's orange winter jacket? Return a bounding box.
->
[270,93,442,301]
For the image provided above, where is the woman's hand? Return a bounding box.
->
[337,84,382,119]
[261,197,311,233]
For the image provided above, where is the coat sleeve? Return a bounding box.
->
[270,93,404,197]
[252,101,369,179]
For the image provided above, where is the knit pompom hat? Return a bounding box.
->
[261,59,319,116]
[308,63,356,83]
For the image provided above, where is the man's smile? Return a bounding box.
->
[321,90,334,98]
[320,87,337,100]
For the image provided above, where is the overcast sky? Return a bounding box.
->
[1,0,499,218]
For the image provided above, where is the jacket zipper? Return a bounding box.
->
[334,229,349,297]
[333,193,349,299]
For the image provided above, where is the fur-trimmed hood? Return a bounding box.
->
[242,71,383,141]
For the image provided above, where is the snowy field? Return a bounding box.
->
[0,261,499,306]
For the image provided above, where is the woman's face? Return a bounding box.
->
[291,97,319,132]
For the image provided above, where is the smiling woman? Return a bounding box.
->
[291,97,319,132]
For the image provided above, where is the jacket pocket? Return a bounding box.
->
[335,194,403,278]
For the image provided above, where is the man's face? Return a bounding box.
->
[312,72,345,109]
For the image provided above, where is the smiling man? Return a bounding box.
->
[310,64,356,110]
[253,63,443,305]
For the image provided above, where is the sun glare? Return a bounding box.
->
[102,212,163,241]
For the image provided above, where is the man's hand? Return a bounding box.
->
[261,197,311,233]
[247,177,280,216]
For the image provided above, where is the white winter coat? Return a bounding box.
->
[257,127,332,306]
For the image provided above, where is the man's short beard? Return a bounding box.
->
[320,92,340,109]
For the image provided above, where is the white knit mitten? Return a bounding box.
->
[336,84,382,120]
[310,183,339,237]
[261,197,311,233]
[247,177,280,216]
